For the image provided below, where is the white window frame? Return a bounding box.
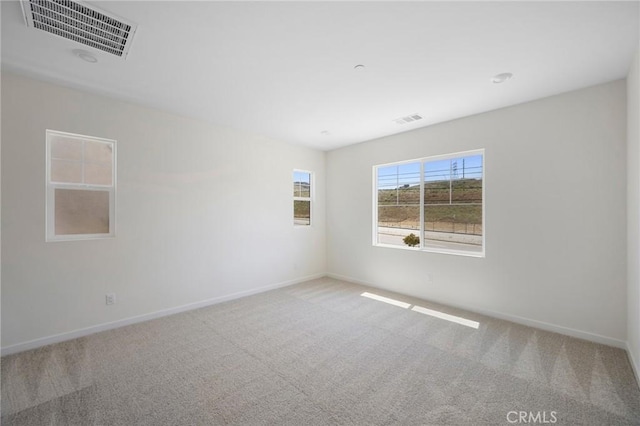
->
[293,169,313,227]
[46,130,117,242]
[372,149,485,257]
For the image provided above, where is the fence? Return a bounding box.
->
[378,220,482,236]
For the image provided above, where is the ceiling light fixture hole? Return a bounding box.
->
[73,49,98,63]
[491,72,513,84]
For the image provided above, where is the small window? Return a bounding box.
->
[374,150,484,257]
[293,170,312,226]
[46,130,116,241]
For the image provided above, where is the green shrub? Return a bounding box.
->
[403,233,420,247]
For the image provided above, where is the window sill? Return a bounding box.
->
[373,242,485,258]
[46,233,115,242]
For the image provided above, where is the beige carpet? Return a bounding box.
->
[2,277,639,425]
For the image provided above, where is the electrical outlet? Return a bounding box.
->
[426,273,433,284]
[105,293,116,305]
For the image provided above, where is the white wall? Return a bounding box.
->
[327,80,628,346]
[1,70,632,354]
[1,72,326,352]
[628,47,640,379]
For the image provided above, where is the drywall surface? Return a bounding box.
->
[327,80,627,344]
[1,72,326,351]
[628,47,640,378]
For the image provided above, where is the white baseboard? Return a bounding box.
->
[1,273,324,356]
[3,271,631,357]
[326,272,628,349]
[628,342,640,387]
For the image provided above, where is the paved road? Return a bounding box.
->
[378,227,482,252]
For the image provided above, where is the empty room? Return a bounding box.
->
[1,1,640,425]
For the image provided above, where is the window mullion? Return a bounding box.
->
[420,161,425,249]
[51,182,112,190]
[395,165,399,206]
[81,141,86,184]
[449,159,452,205]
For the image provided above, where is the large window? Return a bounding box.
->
[293,170,312,226]
[46,130,116,241]
[374,150,484,256]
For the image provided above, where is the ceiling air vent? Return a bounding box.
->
[394,114,423,125]
[21,0,137,59]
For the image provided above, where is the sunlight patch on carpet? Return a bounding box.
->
[360,292,479,329]
[361,292,411,309]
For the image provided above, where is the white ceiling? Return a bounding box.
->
[2,1,639,151]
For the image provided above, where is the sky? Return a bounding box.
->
[293,171,311,184]
[377,154,482,189]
